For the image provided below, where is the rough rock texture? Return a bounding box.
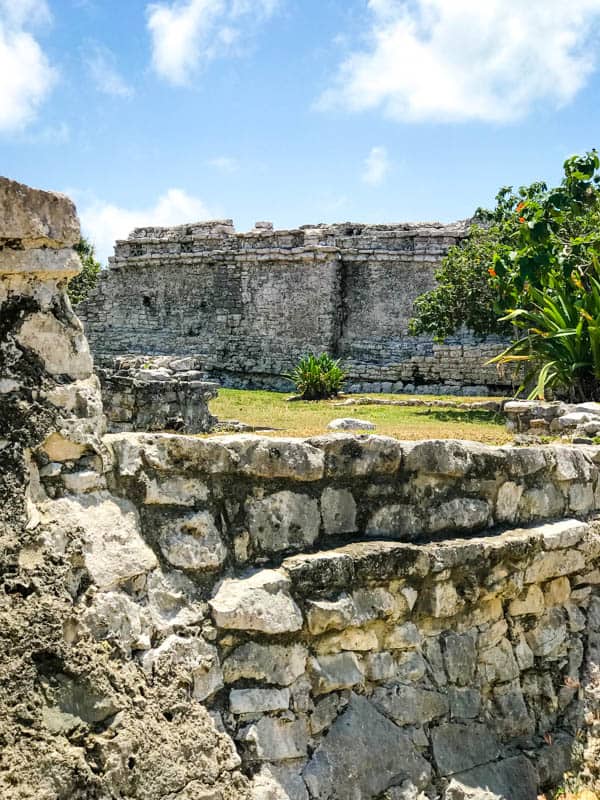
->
[97,354,218,434]
[0,177,249,800]
[76,220,512,395]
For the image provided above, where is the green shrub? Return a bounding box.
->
[286,353,346,400]
[68,238,101,305]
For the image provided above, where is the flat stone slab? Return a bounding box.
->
[303,693,431,798]
[327,418,376,431]
[432,723,500,776]
[0,175,80,249]
[444,755,538,799]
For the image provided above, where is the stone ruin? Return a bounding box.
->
[96,354,218,434]
[76,219,513,396]
[1,175,600,800]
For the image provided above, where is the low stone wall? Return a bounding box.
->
[39,432,600,800]
[506,400,600,443]
[96,355,219,433]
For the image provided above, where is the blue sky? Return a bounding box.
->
[3,0,600,263]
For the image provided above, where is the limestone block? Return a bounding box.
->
[442,632,476,685]
[428,498,490,533]
[539,518,588,550]
[230,688,290,715]
[0,176,80,248]
[396,651,427,682]
[508,585,545,617]
[384,622,422,650]
[309,434,402,477]
[424,581,463,618]
[320,488,357,535]
[82,591,152,655]
[251,765,309,800]
[569,483,594,512]
[364,651,397,682]
[145,568,207,631]
[477,638,519,684]
[141,634,223,701]
[543,577,571,607]
[514,635,534,671]
[246,491,320,554]
[491,683,534,739]
[223,436,324,481]
[495,481,523,523]
[525,608,567,657]
[61,470,106,494]
[366,503,422,539]
[41,492,157,590]
[327,418,376,431]
[432,723,500,776]
[449,687,481,719]
[519,485,564,519]
[403,439,480,476]
[17,312,93,380]
[321,627,378,652]
[223,643,308,686]
[158,510,227,571]
[303,694,431,798]
[210,569,302,634]
[310,652,364,695]
[306,596,355,635]
[144,476,209,506]
[310,695,341,735]
[524,548,585,583]
[240,716,309,762]
[0,246,82,276]
[372,685,449,725]
[444,756,538,799]
[351,586,396,623]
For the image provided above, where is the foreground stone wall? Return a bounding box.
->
[69,432,599,799]
[0,177,249,799]
[77,221,511,395]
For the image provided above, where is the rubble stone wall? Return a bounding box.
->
[77,221,512,395]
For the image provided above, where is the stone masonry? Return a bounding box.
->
[77,220,513,396]
[2,176,600,800]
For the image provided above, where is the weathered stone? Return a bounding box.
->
[303,694,431,798]
[41,492,157,590]
[229,688,290,715]
[432,723,500,776]
[524,549,586,583]
[477,639,519,684]
[82,591,152,655]
[442,632,476,686]
[372,685,449,725]
[491,683,534,739]
[366,503,422,539]
[159,510,227,571]
[519,485,564,519]
[384,622,422,650]
[351,586,396,623]
[543,577,571,607]
[508,585,545,617]
[310,652,364,695]
[305,595,354,635]
[395,651,428,683]
[251,764,309,800]
[17,312,93,381]
[429,498,490,533]
[141,634,223,701]
[444,756,538,800]
[144,476,209,506]
[320,487,357,535]
[495,481,523,523]
[210,569,303,634]
[449,687,481,719]
[540,518,588,549]
[424,581,463,618]
[0,175,80,248]
[525,608,568,657]
[246,491,320,554]
[327,418,376,431]
[240,716,308,762]
[223,643,308,686]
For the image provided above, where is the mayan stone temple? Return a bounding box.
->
[1,173,600,800]
[77,220,511,396]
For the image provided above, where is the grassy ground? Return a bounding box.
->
[209,389,512,444]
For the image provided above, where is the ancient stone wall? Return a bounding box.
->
[77,221,512,395]
[97,354,219,434]
[3,176,600,799]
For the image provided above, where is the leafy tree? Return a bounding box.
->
[68,238,101,305]
[410,150,600,399]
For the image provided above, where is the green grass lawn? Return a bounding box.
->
[209,389,512,444]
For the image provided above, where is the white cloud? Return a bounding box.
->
[0,0,56,132]
[320,0,600,123]
[79,188,216,264]
[207,155,239,173]
[362,145,390,186]
[147,0,279,85]
[85,44,133,97]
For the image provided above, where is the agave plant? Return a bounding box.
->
[489,262,600,401]
[286,353,346,400]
